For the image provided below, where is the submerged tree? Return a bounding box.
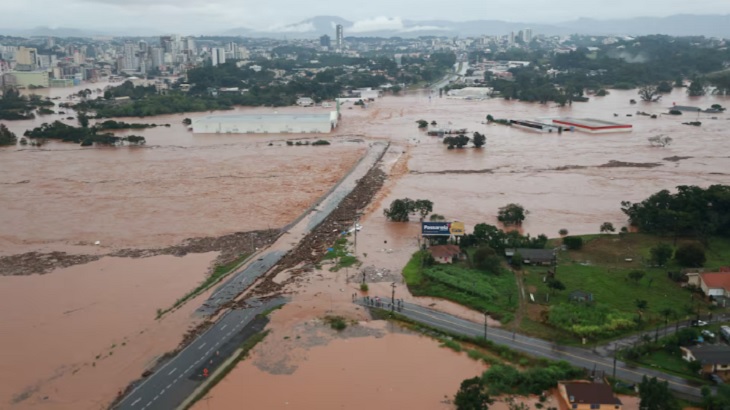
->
[638,85,662,102]
[497,204,528,226]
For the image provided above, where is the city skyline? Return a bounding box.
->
[2,0,730,35]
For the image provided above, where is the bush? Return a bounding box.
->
[675,243,706,267]
[360,283,369,292]
[312,139,330,146]
[325,315,348,331]
[558,229,568,236]
[473,246,501,274]
[650,243,673,267]
[563,236,583,250]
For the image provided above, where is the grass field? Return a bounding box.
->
[403,251,518,323]
[519,234,729,342]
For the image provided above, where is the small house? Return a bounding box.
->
[681,345,730,376]
[696,270,730,298]
[427,245,463,264]
[557,381,622,410]
[505,248,556,266]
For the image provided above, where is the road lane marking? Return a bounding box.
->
[221,324,228,330]
[198,342,206,350]
[153,395,159,401]
[131,398,141,406]
[167,383,172,389]
[168,368,177,376]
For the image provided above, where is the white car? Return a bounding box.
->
[702,330,716,339]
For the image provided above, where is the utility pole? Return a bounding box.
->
[612,345,617,380]
[353,216,359,254]
[391,282,396,312]
[484,311,489,340]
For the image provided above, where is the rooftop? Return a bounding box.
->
[686,344,730,364]
[561,382,622,405]
[553,117,632,128]
[506,248,556,262]
[194,113,334,124]
[701,272,730,291]
[428,244,462,259]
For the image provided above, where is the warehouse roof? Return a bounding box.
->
[194,113,334,124]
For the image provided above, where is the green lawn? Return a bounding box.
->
[520,234,729,342]
[633,349,706,383]
[403,251,518,323]
[323,237,359,271]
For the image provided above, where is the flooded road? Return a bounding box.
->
[1,83,728,409]
[192,321,486,410]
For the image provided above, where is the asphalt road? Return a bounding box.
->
[359,298,709,400]
[115,142,390,409]
[196,142,388,317]
[115,298,284,410]
[195,251,286,316]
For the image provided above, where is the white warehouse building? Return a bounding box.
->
[192,112,338,134]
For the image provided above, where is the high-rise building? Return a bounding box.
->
[150,46,164,69]
[509,32,515,46]
[211,47,226,66]
[15,47,38,71]
[336,25,344,52]
[123,42,138,71]
[523,28,532,43]
[320,35,331,48]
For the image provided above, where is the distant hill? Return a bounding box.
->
[1,14,729,39]
[222,14,730,39]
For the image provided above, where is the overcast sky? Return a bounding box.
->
[2,0,730,34]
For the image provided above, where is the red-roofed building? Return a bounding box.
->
[427,245,463,264]
[699,271,730,298]
[557,381,622,410]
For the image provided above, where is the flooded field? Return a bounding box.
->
[192,320,486,410]
[0,83,728,409]
[0,252,216,408]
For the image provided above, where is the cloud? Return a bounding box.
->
[400,25,449,32]
[349,16,404,33]
[266,22,315,33]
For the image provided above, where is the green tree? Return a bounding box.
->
[416,119,428,128]
[472,132,486,148]
[383,198,414,222]
[650,243,673,267]
[638,85,661,102]
[635,299,648,310]
[473,246,501,274]
[414,199,434,219]
[628,270,645,284]
[486,114,495,123]
[638,376,680,410]
[511,251,523,269]
[0,124,18,146]
[454,376,492,410]
[600,222,615,233]
[688,77,707,96]
[77,112,89,128]
[675,243,706,267]
[657,81,673,93]
[547,278,566,294]
[563,236,583,250]
[497,204,527,226]
[558,228,568,236]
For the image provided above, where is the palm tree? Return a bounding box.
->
[660,307,675,337]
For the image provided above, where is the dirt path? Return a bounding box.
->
[510,268,528,331]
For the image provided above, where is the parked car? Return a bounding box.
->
[702,329,716,339]
[692,320,709,327]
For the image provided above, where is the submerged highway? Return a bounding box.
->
[114,142,389,410]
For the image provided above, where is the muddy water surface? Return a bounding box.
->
[192,321,485,410]
[0,252,215,408]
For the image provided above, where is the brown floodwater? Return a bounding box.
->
[191,321,486,410]
[1,84,728,409]
[0,252,216,409]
